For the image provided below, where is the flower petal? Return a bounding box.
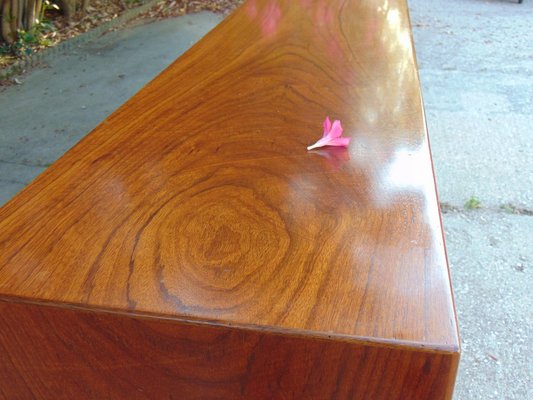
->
[308,117,350,151]
[327,120,343,138]
[326,137,350,147]
[307,135,350,150]
[323,116,332,138]
[307,137,329,150]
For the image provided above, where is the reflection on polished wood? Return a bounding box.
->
[0,0,459,398]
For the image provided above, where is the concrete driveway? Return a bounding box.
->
[410,1,532,398]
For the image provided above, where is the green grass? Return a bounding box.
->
[500,203,516,214]
[464,196,482,210]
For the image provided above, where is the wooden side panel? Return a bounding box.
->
[0,301,458,400]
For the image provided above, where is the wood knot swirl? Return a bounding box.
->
[153,180,291,312]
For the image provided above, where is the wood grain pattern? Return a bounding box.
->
[0,0,460,398]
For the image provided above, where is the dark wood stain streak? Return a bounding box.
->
[82,208,138,301]
[155,242,187,310]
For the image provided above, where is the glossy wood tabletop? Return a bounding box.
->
[0,0,458,352]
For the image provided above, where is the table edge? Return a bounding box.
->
[0,294,460,354]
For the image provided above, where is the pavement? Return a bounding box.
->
[410,1,532,398]
[0,12,223,204]
[0,1,531,399]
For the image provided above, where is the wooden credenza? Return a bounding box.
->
[0,0,459,398]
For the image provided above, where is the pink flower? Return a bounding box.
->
[307,117,351,150]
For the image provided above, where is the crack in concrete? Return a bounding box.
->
[440,202,533,216]
[0,178,28,185]
[0,159,50,168]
